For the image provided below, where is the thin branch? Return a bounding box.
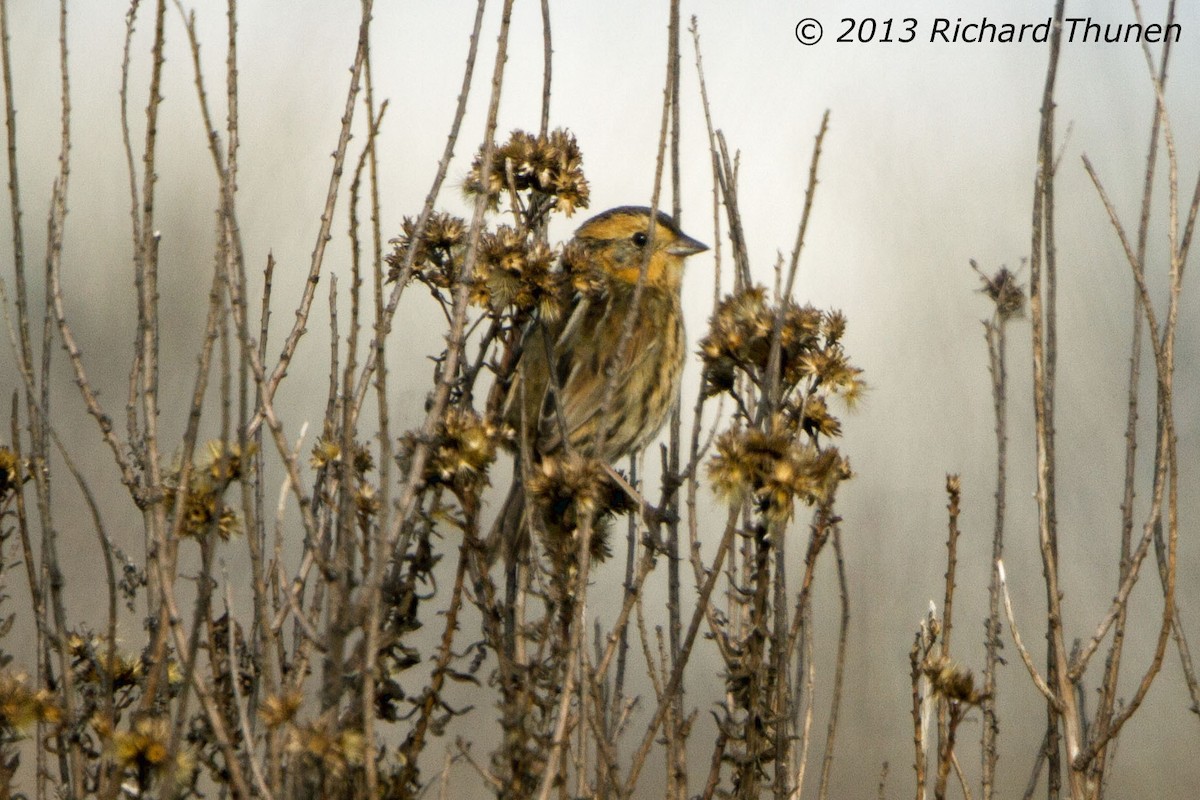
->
[816,527,849,800]
[997,561,1060,709]
[538,0,550,136]
[249,0,373,433]
[622,507,739,797]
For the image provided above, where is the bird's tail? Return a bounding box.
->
[484,478,529,567]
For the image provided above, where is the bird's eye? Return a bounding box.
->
[631,231,649,247]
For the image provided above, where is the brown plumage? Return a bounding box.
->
[489,206,707,562]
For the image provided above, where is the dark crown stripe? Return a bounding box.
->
[577,205,682,237]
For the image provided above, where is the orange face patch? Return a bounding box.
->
[576,211,690,289]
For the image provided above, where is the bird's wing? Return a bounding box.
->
[541,296,665,455]
[504,296,592,451]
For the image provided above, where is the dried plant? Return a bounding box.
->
[0,2,1193,800]
[909,3,1195,800]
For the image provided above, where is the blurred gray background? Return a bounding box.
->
[3,0,1198,796]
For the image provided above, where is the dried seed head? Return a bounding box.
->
[526,453,630,563]
[259,691,303,729]
[464,128,590,216]
[0,446,24,501]
[286,720,366,777]
[163,440,253,541]
[400,408,510,498]
[923,655,988,705]
[0,672,61,729]
[708,425,849,522]
[972,261,1026,321]
[114,716,172,771]
[527,452,609,519]
[472,227,564,318]
[202,440,254,485]
[561,239,606,298]
[310,438,341,469]
[386,211,467,286]
[699,286,863,405]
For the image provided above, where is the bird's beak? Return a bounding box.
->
[666,232,709,257]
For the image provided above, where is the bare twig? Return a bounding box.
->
[816,527,850,800]
[997,561,1059,708]
[622,507,740,797]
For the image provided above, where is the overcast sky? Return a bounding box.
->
[4,0,1199,797]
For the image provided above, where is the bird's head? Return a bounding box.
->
[573,206,708,291]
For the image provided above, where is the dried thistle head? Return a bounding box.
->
[812,447,853,506]
[164,478,241,541]
[309,434,373,475]
[700,287,860,392]
[526,453,632,563]
[114,716,170,771]
[386,211,467,286]
[463,128,590,216]
[541,128,590,215]
[972,260,1026,321]
[354,445,375,475]
[286,719,365,778]
[0,672,61,729]
[114,716,196,788]
[69,634,146,689]
[823,308,847,344]
[202,440,254,486]
[0,446,24,502]
[800,395,841,439]
[356,481,381,521]
[471,226,564,319]
[699,286,774,382]
[700,287,865,433]
[708,425,850,522]
[558,237,613,302]
[163,440,251,540]
[259,691,303,729]
[310,437,342,469]
[527,452,605,518]
[400,408,510,498]
[706,426,759,504]
[923,655,988,705]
